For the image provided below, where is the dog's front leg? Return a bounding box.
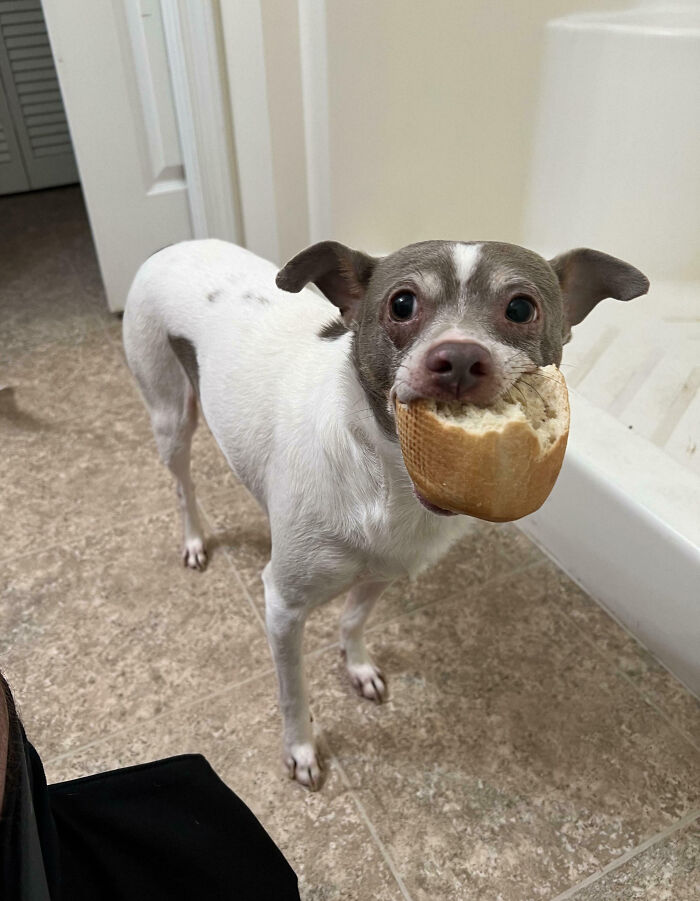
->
[262,563,321,790]
[341,580,391,701]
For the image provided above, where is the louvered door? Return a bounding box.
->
[0,0,77,194]
[0,60,28,193]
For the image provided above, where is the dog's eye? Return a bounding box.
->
[390,291,417,321]
[506,296,537,323]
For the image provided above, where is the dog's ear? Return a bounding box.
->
[549,248,649,339]
[276,241,378,326]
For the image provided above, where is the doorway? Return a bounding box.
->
[0,0,78,195]
[0,0,108,362]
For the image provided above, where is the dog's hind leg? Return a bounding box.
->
[340,579,391,701]
[164,384,207,570]
[123,315,207,570]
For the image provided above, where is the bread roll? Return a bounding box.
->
[395,365,569,522]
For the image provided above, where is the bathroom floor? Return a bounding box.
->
[2,186,699,900]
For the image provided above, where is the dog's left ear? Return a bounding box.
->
[276,241,378,326]
[549,248,649,337]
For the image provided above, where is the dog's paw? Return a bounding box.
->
[347,660,387,703]
[182,538,207,571]
[285,742,323,791]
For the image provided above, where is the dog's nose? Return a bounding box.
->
[424,341,493,398]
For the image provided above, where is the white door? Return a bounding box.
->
[41,0,193,312]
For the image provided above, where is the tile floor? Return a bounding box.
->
[1,186,699,900]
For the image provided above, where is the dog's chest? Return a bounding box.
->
[340,445,471,580]
[369,504,469,581]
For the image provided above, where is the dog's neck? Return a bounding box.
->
[335,334,399,452]
[343,328,396,442]
[329,337,418,506]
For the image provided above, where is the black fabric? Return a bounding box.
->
[1,717,299,901]
[51,754,299,901]
[1,699,60,900]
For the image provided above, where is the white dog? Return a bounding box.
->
[123,238,647,789]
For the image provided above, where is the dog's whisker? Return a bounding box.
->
[518,378,548,408]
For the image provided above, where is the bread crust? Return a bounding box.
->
[395,368,569,522]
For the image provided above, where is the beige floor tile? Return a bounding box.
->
[1,238,106,353]
[566,817,700,900]
[1,326,237,560]
[304,566,700,901]
[3,327,141,427]
[44,674,407,901]
[1,273,106,361]
[1,187,110,360]
[486,522,549,568]
[1,411,174,558]
[56,215,110,303]
[1,511,269,759]
[522,559,700,748]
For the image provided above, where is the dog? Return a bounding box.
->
[123,238,648,789]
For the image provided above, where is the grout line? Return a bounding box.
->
[194,496,547,653]
[195,501,268,635]
[346,786,415,901]
[361,557,548,638]
[521,526,700,707]
[504,528,700,749]
[0,501,177,569]
[43,664,275,768]
[320,736,415,901]
[613,670,700,753]
[556,604,700,754]
[195,499,547,653]
[41,639,342,771]
[548,808,700,900]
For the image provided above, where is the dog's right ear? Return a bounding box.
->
[276,241,377,326]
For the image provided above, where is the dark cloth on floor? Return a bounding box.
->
[0,711,299,901]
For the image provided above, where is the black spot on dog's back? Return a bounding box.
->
[241,291,269,304]
[319,318,349,340]
[207,290,221,303]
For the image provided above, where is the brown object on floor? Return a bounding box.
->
[396,365,569,520]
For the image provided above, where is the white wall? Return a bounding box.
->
[221,0,632,263]
[323,0,632,254]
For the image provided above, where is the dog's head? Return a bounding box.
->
[276,240,648,437]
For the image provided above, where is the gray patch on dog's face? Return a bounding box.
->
[168,335,199,396]
[349,240,566,437]
[351,242,462,436]
[465,242,565,366]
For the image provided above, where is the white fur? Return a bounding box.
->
[416,270,442,297]
[452,242,481,293]
[123,239,471,789]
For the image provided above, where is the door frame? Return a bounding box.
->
[161,0,241,245]
[175,0,333,265]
